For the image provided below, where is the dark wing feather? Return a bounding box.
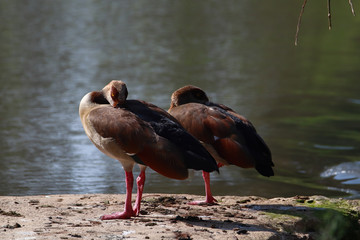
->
[124,100,219,173]
[208,102,274,177]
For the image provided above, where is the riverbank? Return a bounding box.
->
[1,194,359,239]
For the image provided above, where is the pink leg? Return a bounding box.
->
[188,171,218,205]
[100,171,135,220]
[133,170,146,216]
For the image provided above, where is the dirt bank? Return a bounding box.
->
[1,194,359,239]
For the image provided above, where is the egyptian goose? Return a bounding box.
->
[168,85,274,205]
[79,81,218,219]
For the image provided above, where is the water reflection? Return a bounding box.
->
[314,144,355,151]
[321,161,360,185]
[0,0,359,198]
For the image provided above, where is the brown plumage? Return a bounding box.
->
[79,81,218,219]
[168,85,274,205]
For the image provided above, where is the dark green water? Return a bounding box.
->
[1,0,359,198]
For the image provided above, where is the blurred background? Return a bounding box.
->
[1,0,359,199]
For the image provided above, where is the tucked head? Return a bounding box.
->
[170,85,209,108]
[102,80,128,107]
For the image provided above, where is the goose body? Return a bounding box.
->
[168,85,274,204]
[79,81,218,219]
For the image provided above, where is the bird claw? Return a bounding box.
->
[188,198,218,206]
[133,207,140,216]
[100,210,135,220]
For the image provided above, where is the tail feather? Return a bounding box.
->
[207,103,273,176]
[227,113,273,177]
[246,130,274,177]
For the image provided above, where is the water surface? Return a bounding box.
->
[1,0,359,198]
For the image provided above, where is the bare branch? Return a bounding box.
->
[349,0,356,16]
[295,0,308,46]
[327,0,332,30]
[295,0,356,46]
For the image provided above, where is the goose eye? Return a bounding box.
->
[111,86,119,99]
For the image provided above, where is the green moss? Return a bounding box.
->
[264,211,301,220]
[299,199,360,240]
[260,198,360,239]
[263,211,303,234]
[302,199,360,219]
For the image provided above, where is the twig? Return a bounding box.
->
[327,0,332,30]
[349,0,356,16]
[295,0,356,46]
[295,0,308,46]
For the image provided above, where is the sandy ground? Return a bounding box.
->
[1,194,359,240]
